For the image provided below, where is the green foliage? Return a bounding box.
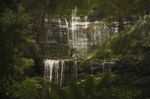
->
[16,77,51,99]
[0,4,33,98]
[82,15,150,99]
[14,58,34,77]
[22,0,96,16]
[0,6,32,74]
[0,0,150,99]
[50,83,70,99]
[85,16,150,61]
[50,73,139,99]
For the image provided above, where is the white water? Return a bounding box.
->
[45,9,118,86]
[44,59,78,86]
[55,60,59,85]
[60,60,64,87]
[44,59,116,87]
[49,9,118,58]
[44,60,58,81]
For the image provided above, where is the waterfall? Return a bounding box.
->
[74,60,78,80]
[55,60,59,85]
[44,60,58,81]
[49,13,118,58]
[44,59,79,86]
[44,60,60,83]
[60,60,64,87]
[44,59,116,87]
[58,18,62,40]
[46,12,118,85]
[102,60,105,73]
[65,18,69,43]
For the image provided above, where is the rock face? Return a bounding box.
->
[48,9,118,58]
[44,59,116,86]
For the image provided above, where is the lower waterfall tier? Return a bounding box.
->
[44,59,116,87]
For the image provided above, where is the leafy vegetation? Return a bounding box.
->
[0,0,150,99]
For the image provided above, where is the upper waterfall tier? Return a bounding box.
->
[46,9,119,59]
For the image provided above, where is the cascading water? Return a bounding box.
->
[102,60,105,73]
[44,59,116,87]
[60,60,64,87]
[44,59,79,86]
[50,9,118,58]
[58,18,63,41]
[44,60,64,86]
[74,60,78,80]
[44,60,57,81]
[55,60,59,85]
[45,8,118,87]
